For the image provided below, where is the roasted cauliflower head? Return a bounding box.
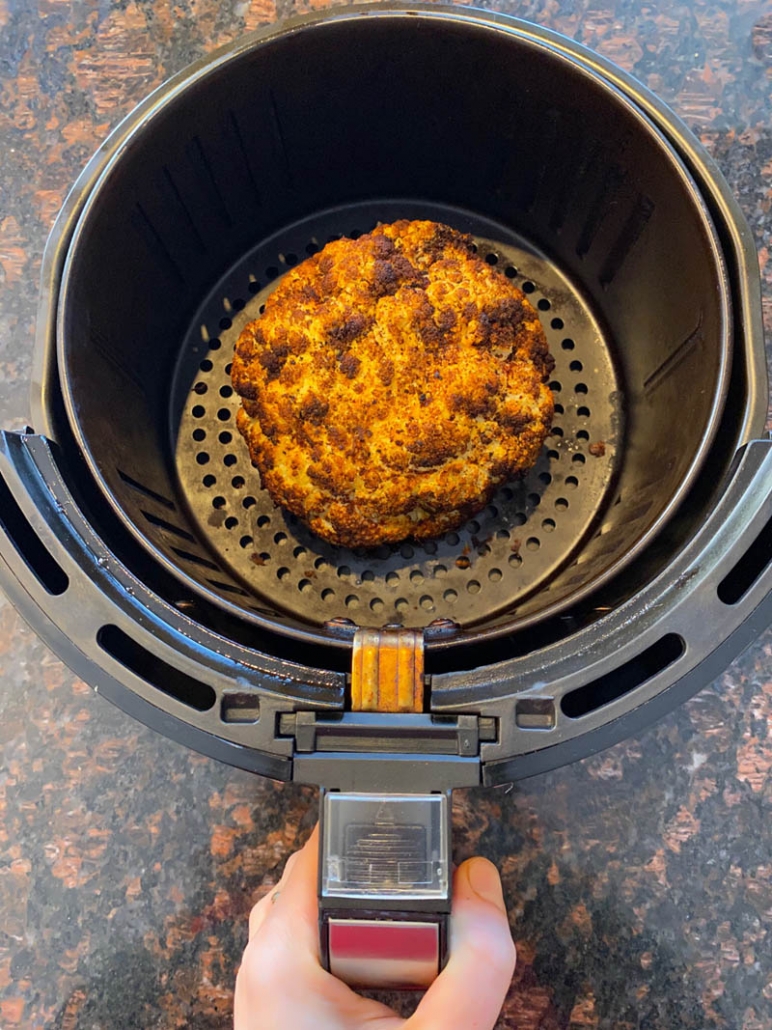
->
[231,220,554,548]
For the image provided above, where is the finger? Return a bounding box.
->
[407,858,516,1030]
[247,837,311,941]
[281,847,301,881]
[239,824,403,1029]
[258,825,321,958]
[248,892,273,940]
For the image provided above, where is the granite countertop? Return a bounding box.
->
[1,0,771,1027]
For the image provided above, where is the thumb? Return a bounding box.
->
[407,858,516,1030]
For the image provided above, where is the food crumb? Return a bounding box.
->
[455,555,471,569]
[588,441,606,457]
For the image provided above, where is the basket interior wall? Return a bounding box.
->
[59,17,728,637]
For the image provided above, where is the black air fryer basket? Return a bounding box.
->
[2,4,771,987]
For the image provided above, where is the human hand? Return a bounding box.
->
[235,825,516,1030]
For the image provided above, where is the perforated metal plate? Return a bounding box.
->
[172,201,622,631]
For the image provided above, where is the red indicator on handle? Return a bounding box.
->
[328,919,440,989]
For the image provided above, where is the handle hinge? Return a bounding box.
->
[351,627,425,712]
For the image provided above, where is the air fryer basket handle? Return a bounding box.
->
[295,731,482,988]
[313,629,449,988]
[317,789,451,989]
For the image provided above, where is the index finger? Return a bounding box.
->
[248,849,305,941]
[257,825,320,957]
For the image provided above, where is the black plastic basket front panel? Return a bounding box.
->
[58,13,729,642]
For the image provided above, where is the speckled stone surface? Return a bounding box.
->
[1,0,771,1027]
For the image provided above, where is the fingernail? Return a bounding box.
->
[467,858,506,910]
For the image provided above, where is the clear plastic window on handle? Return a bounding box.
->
[321,793,449,901]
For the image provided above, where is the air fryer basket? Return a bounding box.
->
[0,5,769,789]
[56,11,731,647]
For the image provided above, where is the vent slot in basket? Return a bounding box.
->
[98,624,216,711]
[561,633,684,718]
[717,513,772,606]
[0,473,69,596]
